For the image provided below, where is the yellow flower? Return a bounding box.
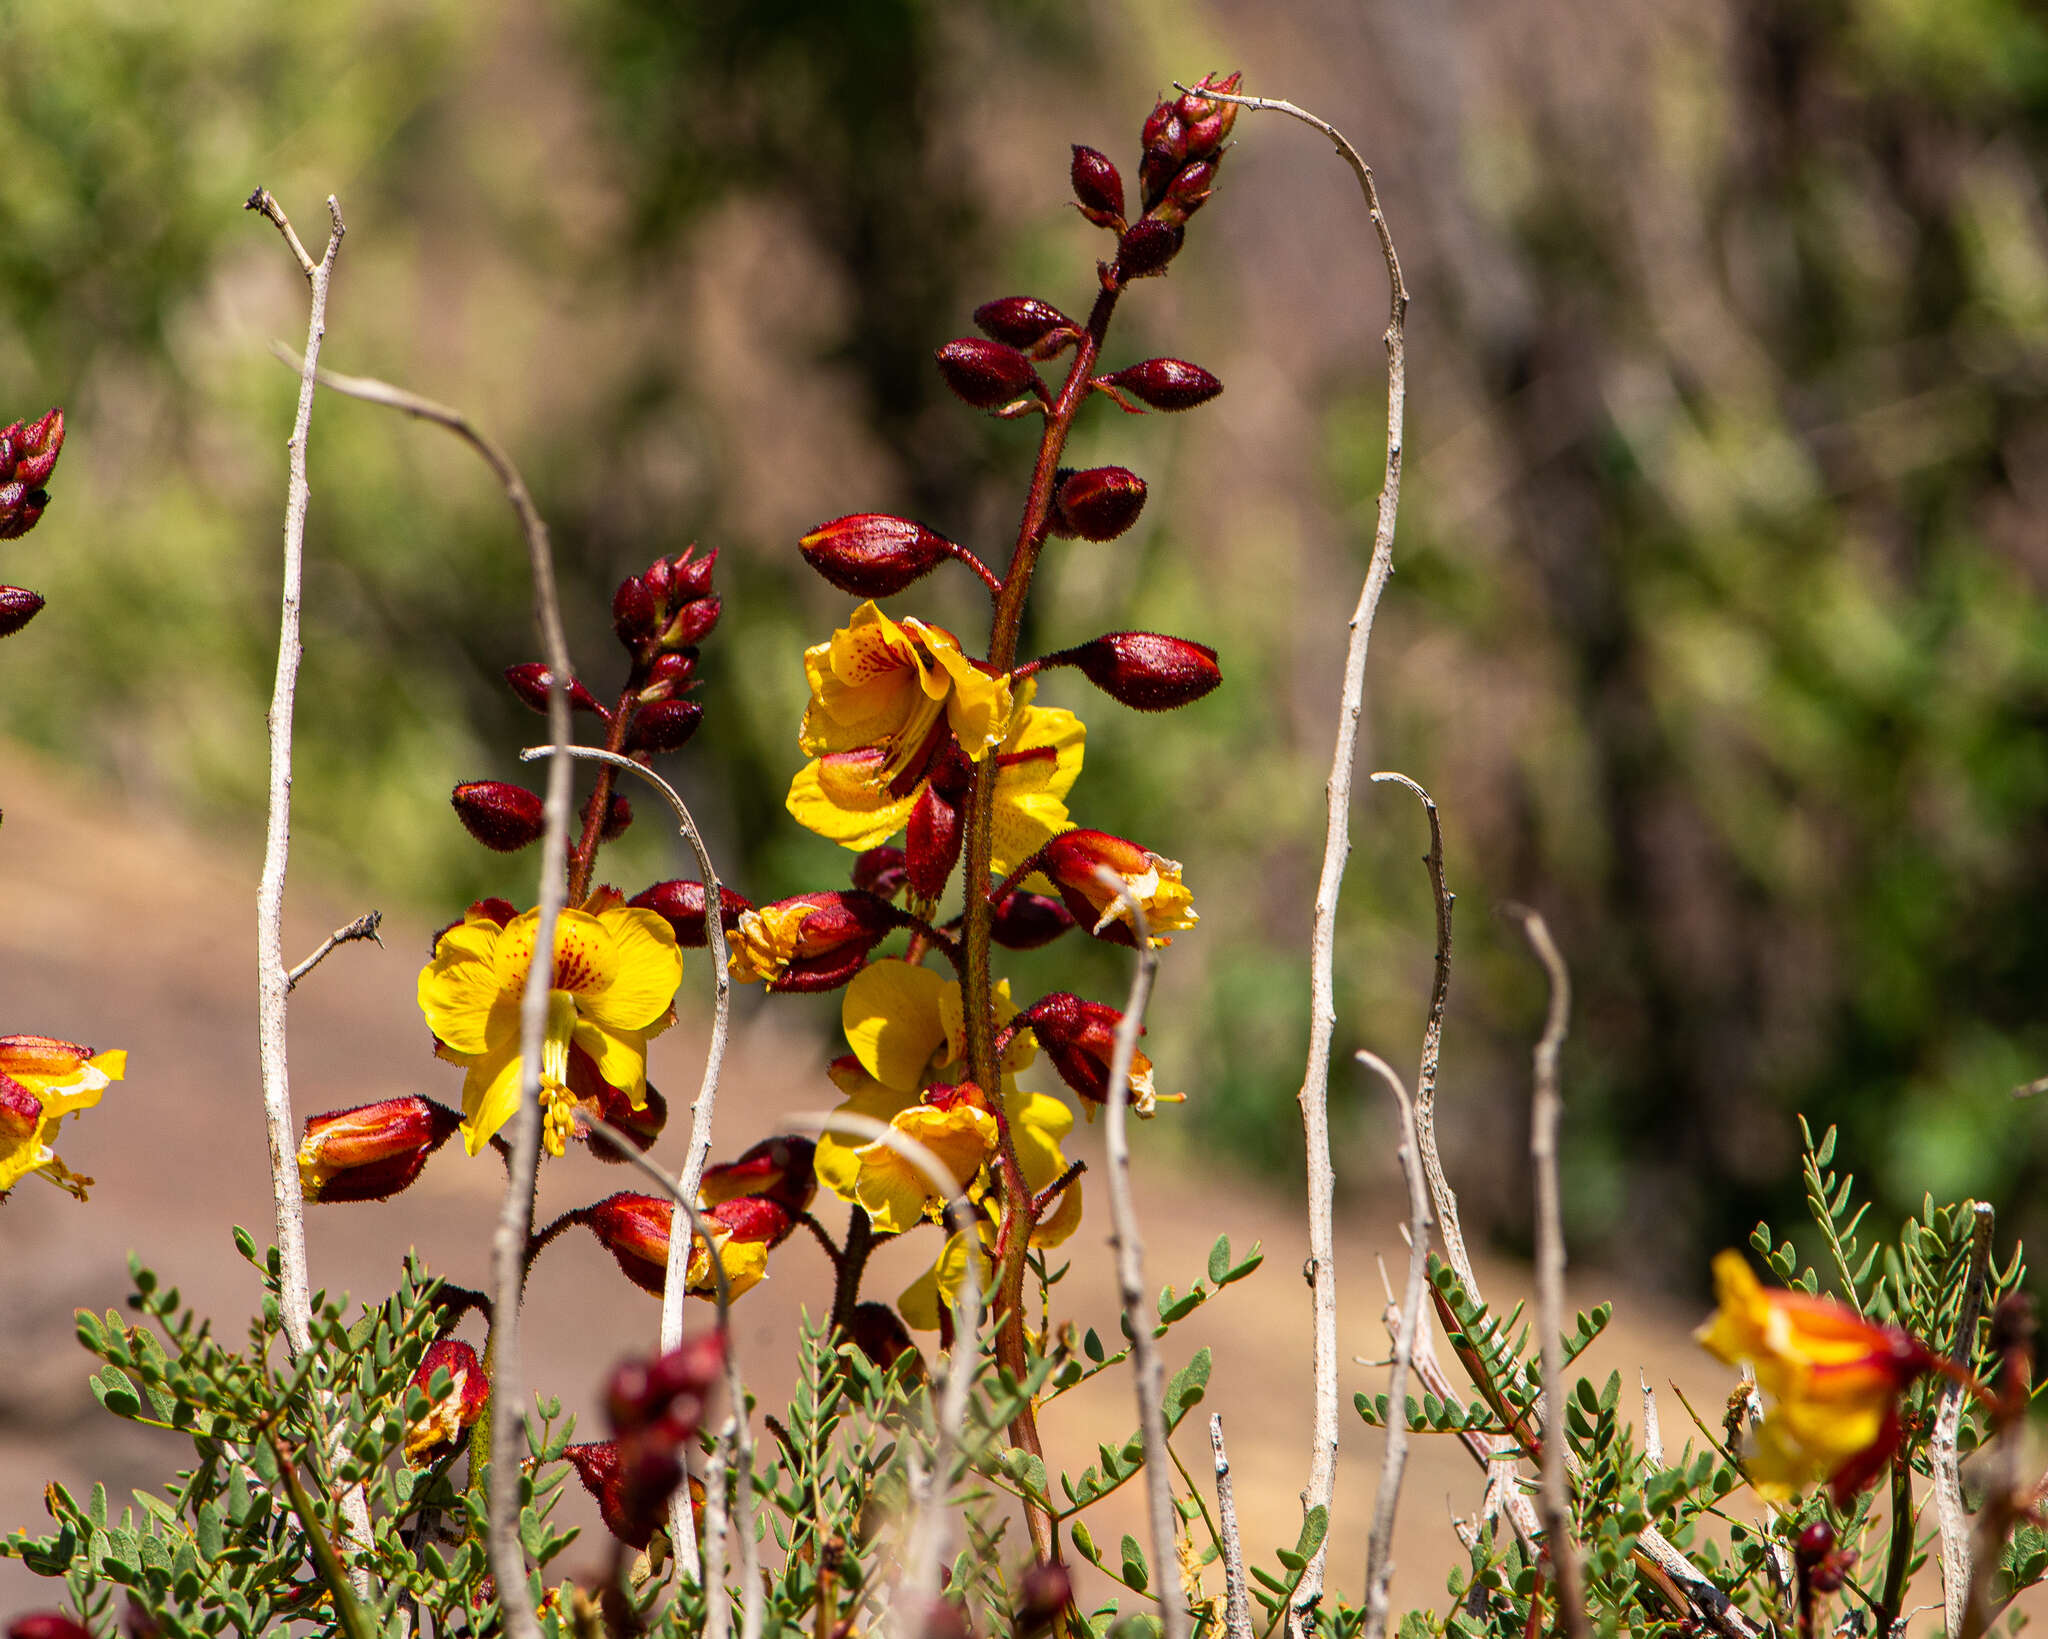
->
[1038,829,1197,947]
[1696,1251,1932,1501]
[787,606,1065,861]
[418,898,682,1157]
[0,1035,125,1199]
[850,1090,998,1234]
[899,1222,997,1333]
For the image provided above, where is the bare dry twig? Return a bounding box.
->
[1093,867,1186,1639]
[1510,906,1589,1639]
[521,740,734,1579]
[1210,1416,1254,1639]
[1179,84,1409,1631]
[1936,1203,1995,1639]
[1356,1051,1435,1639]
[286,910,383,991]
[293,356,573,1639]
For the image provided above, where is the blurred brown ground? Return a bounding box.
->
[2,735,1918,1626]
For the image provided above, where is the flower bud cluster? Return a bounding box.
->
[1,406,65,641]
[566,1331,726,1547]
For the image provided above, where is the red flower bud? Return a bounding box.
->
[405,1339,489,1464]
[1141,102,1187,166]
[1177,72,1243,158]
[0,586,44,638]
[612,573,659,645]
[1053,631,1221,711]
[730,889,902,991]
[8,1615,94,1639]
[905,784,963,900]
[451,780,546,852]
[700,1135,818,1215]
[1155,159,1217,226]
[298,1096,462,1203]
[989,889,1076,949]
[1113,219,1184,282]
[564,1439,689,1550]
[585,1193,674,1295]
[580,787,633,843]
[468,896,518,927]
[852,845,908,899]
[974,296,1077,354]
[1021,992,1162,1111]
[0,407,63,542]
[635,649,698,705]
[935,338,1042,410]
[0,482,49,541]
[503,662,605,717]
[660,593,721,649]
[623,699,703,755]
[1070,145,1126,228]
[1016,1562,1076,1637]
[1050,467,1148,541]
[1138,147,1182,215]
[1098,358,1223,412]
[799,513,956,598]
[614,548,719,655]
[1037,827,1195,947]
[629,879,753,946]
[848,1301,925,1380]
[712,1193,795,1248]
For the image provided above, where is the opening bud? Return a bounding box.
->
[974,296,1078,355]
[906,783,963,900]
[0,586,44,638]
[503,662,605,717]
[1037,828,1199,946]
[1053,631,1221,711]
[728,889,901,991]
[451,780,546,852]
[405,1339,489,1464]
[852,845,909,899]
[799,513,956,598]
[298,1096,462,1203]
[1112,219,1184,283]
[1070,146,1126,228]
[1021,992,1165,1113]
[1098,357,1223,412]
[1177,71,1243,158]
[1051,466,1148,541]
[636,649,698,704]
[628,879,753,946]
[935,338,1043,410]
[989,888,1076,949]
[623,698,703,755]
[700,1135,818,1216]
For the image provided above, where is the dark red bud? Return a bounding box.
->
[623,699,703,755]
[935,338,1042,410]
[1179,73,1242,156]
[636,649,698,705]
[1114,219,1184,282]
[580,787,633,843]
[298,1096,462,1203]
[0,586,44,638]
[584,1076,666,1158]
[612,574,660,645]
[989,889,1076,949]
[8,1616,95,1639]
[1141,102,1187,164]
[1051,467,1148,542]
[451,780,546,851]
[852,845,908,899]
[973,296,1076,353]
[1058,631,1220,710]
[848,1301,926,1380]
[0,483,48,540]
[1160,159,1217,223]
[1016,1562,1075,1636]
[13,447,59,487]
[799,513,955,598]
[1138,147,1181,215]
[629,879,753,946]
[668,545,718,603]
[905,784,963,900]
[660,593,721,649]
[1796,1522,1835,1569]
[503,662,605,717]
[468,896,518,927]
[700,1135,818,1215]
[405,1339,490,1463]
[24,406,63,456]
[1070,146,1126,227]
[585,1193,672,1295]
[1100,358,1223,412]
[710,1193,795,1247]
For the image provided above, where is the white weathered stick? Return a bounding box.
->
[521,740,734,1579]
[1641,1372,1664,1470]
[248,189,343,1364]
[1935,1202,1996,1639]
[1513,907,1588,1639]
[1356,1051,1434,1639]
[286,910,383,991]
[1091,868,1185,1639]
[1210,1416,1253,1639]
[702,1426,734,1639]
[1179,85,1409,1632]
[298,359,574,1639]
[783,1109,983,1621]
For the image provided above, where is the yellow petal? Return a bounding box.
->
[843,959,948,1091]
[814,1083,917,1203]
[579,907,684,1032]
[573,1019,651,1106]
[786,757,919,850]
[459,1037,525,1156]
[851,1103,995,1234]
[898,1225,996,1332]
[418,920,508,1056]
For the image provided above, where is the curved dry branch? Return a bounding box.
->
[520,740,734,1579]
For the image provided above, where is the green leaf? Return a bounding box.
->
[1163,1348,1211,1429]
[1084,1328,1105,1364]
[1208,1235,1233,1287]
[92,1368,142,1420]
[1071,1520,1100,1564]
[1120,1533,1149,1593]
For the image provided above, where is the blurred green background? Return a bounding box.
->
[4,0,2046,1284]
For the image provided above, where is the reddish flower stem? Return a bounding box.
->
[565,683,641,903]
[960,274,1123,1567]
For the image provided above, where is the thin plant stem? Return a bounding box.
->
[1092,869,1184,1639]
[1176,88,1410,1630]
[1355,1050,1434,1639]
[1211,1416,1254,1639]
[519,740,735,1580]
[1935,1203,1996,1638]
[285,910,383,992]
[1512,906,1589,1639]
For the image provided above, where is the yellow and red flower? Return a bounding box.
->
[297,1096,462,1203]
[404,1339,489,1465]
[0,1035,125,1200]
[417,894,682,1157]
[727,890,901,992]
[1696,1251,1934,1502]
[584,1191,788,1302]
[1036,828,1197,947]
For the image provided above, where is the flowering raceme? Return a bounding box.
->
[0,1035,125,1199]
[1696,1251,1935,1502]
[417,895,682,1157]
